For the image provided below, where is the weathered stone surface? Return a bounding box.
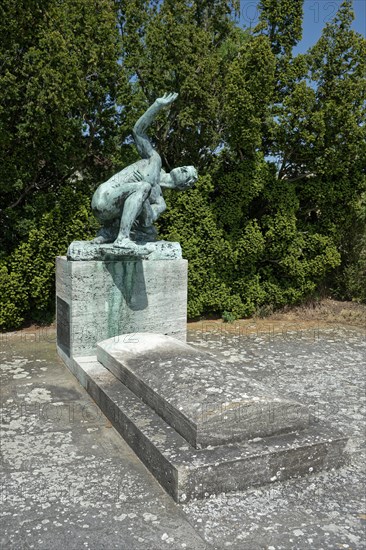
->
[56,296,70,358]
[69,354,348,503]
[56,258,187,357]
[67,240,182,261]
[97,333,311,449]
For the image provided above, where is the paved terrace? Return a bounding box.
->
[1,323,365,549]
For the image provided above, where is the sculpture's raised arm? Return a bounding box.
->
[132,92,178,159]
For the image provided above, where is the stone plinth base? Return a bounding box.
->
[56,257,187,359]
[67,240,182,261]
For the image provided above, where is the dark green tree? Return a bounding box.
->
[208,0,365,315]
[1,0,365,330]
[271,0,366,297]
[0,0,125,327]
[117,0,242,171]
[0,0,125,254]
[255,0,303,56]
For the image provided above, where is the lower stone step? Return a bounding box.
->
[69,354,349,503]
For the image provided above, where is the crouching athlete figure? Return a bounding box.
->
[91,92,197,249]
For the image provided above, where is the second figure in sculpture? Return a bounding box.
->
[91,93,197,250]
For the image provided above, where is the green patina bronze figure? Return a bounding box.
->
[91,93,197,251]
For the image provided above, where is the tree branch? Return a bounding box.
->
[5,181,38,210]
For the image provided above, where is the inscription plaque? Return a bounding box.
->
[57,296,70,357]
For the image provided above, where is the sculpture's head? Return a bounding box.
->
[170,166,198,190]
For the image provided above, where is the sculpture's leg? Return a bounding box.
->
[131,201,157,242]
[149,196,167,222]
[139,196,167,227]
[91,220,119,244]
[139,200,155,227]
[131,195,167,242]
[114,182,151,246]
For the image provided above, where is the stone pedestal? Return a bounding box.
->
[56,256,187,362]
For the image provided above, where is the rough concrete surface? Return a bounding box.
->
[1,324,365,549]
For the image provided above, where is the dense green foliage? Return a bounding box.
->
[0,0,125,253]
[0,187,98,327]
[0,0,365,329]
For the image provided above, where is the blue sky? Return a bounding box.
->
[237,0,366,53]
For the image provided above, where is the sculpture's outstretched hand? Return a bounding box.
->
[133,93,178,159]
[156,92,178,107]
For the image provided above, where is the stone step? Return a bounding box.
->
[97,333,311,449]
[70,354,348,503]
